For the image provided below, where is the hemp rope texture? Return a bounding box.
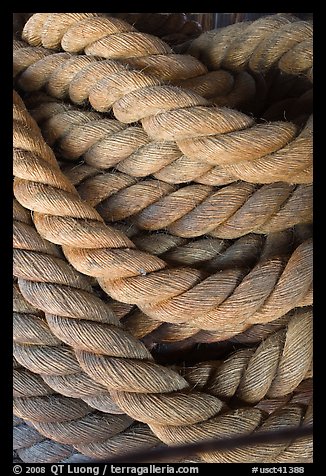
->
[13,199,312,406]
[13,44,294,188]
[14,199,312,348]
[16,14,313,184]
[15,206,314,457]
[13,204,313,404]
[14,361,161,460]
[14,165,312,347]
[14,326,314,457]
[24,93,290,190]
[14,14,314,460]
[13,418,78,463]
[14,279,177,460]
[185,14,313,80]
[13,271,312,462]
[13,274,313,461]
[25,99,312,239]
[13,92,312,334]
[13,91,313,462]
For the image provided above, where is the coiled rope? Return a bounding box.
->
[13,90,313,462]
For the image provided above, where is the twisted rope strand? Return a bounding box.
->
[14,361,160,458]
[13,38,312,184]
[14,198,312,402]
[14,278,313,462]
[22,13,207,82]
[13,282,168,459]
[26,101,312,239]
[12,94,314,461]
[182,307,312,403]
[186,14,313,80]
[13,93,312,335]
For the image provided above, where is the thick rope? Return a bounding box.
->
[13,416,77,463]
[25,95,264,187]
[13,40,312,184]
[185,14,313,80]
[14,361,160,459]
[22,13,207,82]
[13,204,132,412]
[16,194,309,346]
[12,208,314,460]
[13,290,165,458]
[13,279,313,462]
[26,100,312,239]
[13,93,312,335]
[182,307,312,403]
[14,280,312,462]
[14,203,312,403]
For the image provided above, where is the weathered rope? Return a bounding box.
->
[25,100,312,239]
[13,91,313,461]
[15,193,310,348]
[185,14,313,81]
[13,92,312,334]
[13,203,126,411]
[24,94,280,188]
[13,38,312,184]
[14,362,161,459]
[182,306,312,403]
[22,13,207,82]
[13,290,165,458]
[14,281,312,462]
[13,415,77,463]
[14,201,312,403]
[13,281,313,462]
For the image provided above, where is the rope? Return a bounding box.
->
[13,38,312,184]
[25,94,289,188]
[22,13,207,82]
[13,277,313,462]
[25,100,312,239]
[13,201,137,412]
[185,14,313,80]
[13,200,312,404]
[12,93,313,461]
[99,423,313,463]
[13,15,313,461]
[182,307,312,403]
[13,415,77,463]
[13,296,163,458]
[15,191,311,351]
[13,94,312,335]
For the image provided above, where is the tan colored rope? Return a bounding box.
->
[22,13,207,82]
[15,192,309,348]
[14,363,160,459]
[25,94,261,188]
[13,91,314,462]
[26,101,312,239]
[186,14,313,80]
[14,200,312,403]
[13,201,137,413]
[14,278,313,462]
[13,288,165,458]
[182,307,312,403]
[13,39,312,184]
[13,92,312,335]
